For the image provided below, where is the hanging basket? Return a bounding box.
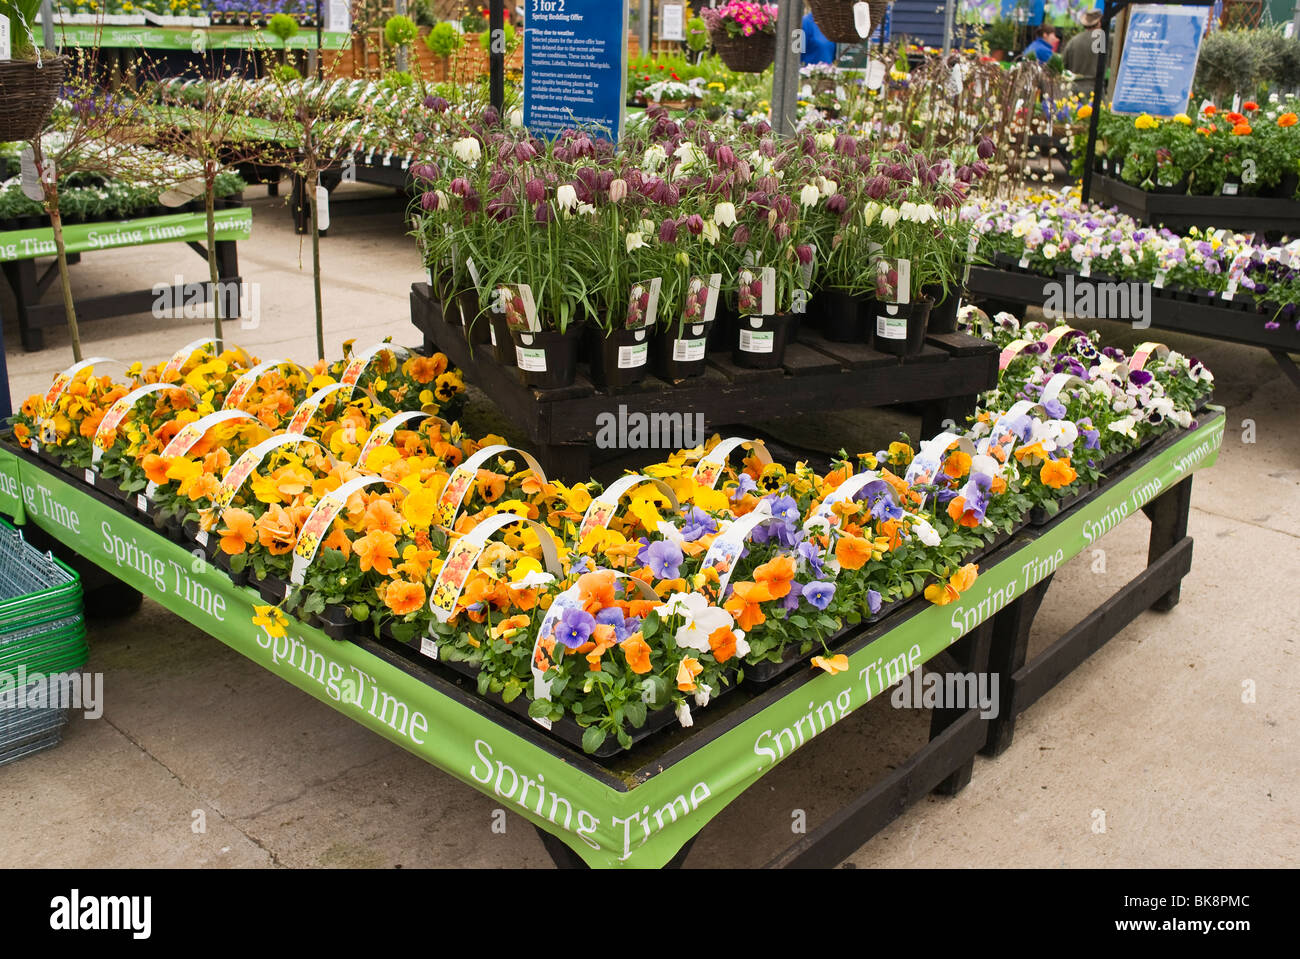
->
[0,55,68,144]
[708,26,776,73]
[807,0,890,44]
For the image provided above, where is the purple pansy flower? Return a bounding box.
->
[555,607,595,649]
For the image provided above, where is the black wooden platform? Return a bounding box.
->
[966,265,1300,389]
[410,282,1001,480]
[1090,171,1300,234]
[290,153,412,236]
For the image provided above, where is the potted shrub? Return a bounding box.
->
[0,0,67,143]
[700,1,778,74]
[425,21,464,82]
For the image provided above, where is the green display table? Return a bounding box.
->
[0,412,1225,867]
[47,23,351,50]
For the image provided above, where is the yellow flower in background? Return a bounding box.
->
[1173,113,1191,125]
[400,486,438,528]
[1076,104,1093,119]
[1134,113,1158,130]
[362,445,401,471]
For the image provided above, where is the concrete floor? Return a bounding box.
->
[1,183,1296,868]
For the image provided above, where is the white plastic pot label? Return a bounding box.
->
[435,444,548,530]
[516,347,547,371]
[672,338,706,362]
[738,329,774,353]
[877,312,907,340]
[617,343,648,369]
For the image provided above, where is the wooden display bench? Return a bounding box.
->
[966,264,1300,389]
[410,282,1001,481]
[1089,171,1300,234]
[0,409,1221,868]
[0,203,247,354]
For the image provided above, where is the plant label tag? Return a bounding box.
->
[466,257,482,292]
[419,636,439,660]
[516,347,547,371]
[617,343,648,368]
[500,283,540,332]
[19,147,53,203]
[896,258,910,305]
[137,494,149,512]
[626,278,659,330]
[1,16,11,61]
[853,1,871,38]
[84,468,95,484]
[964,234,978,285]
[877,310,907,341]
[865,60,886,90]
[1222,181,1238,196]
[1080,258,1091,278]
[382,151,393,166]
[799,243,817,287]
[1018,254,1030,270]
[1154,271,1166,289]
[159,176,206,207]
[316,184,331,231]
[1223,279,1237,300]
[760,267,776,315]
[738,329,774,353]
[1231,94,1241,113]
[673,337,706,361]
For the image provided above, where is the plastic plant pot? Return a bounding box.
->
[652,321,710,380]
[731,312,795,369]
[511,322,585,390]
[588,326,653,390]
[873,297,932,357]
[818,288,869,343]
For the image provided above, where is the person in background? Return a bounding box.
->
[801,7,837,65]
[1022,24,1057,62]
[1063,7,1104,96]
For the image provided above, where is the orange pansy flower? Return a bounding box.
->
[754,555,796,598]
[385,579,426,616]
[354,529,398,574]
[218,508,257,555]
[708,625,738,663]
[811,654,849,675]
[676,657,703,691]
[1040,458,1078,489]
[835,535,872,570]
[622,633,652,674]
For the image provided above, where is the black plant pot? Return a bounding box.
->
[511,323,584,390]
[312,604,358,641]
[489,311,516,366]
[652,321,711,380]
[819,288,870,343]
[255,572,291,605]
[1267,172,1300,199]
[588,326,653,390]
[1150,175,1189,195]
[873,297,932,356]
[923,285,959,334]
[732,313,795,369]
[212,549,250,587]
[708,299,738,353]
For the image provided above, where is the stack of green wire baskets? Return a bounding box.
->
[0,518,88,767]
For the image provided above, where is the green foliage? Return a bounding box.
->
[982,18,1019,56]
[1195,28,1260,103]
[685,16,709,53]
[268,12,300,43]
[384,14,419,50]
[381,70,415,90]
[407,0,436,28]
[426,21,464,59]
[272,63,302,82]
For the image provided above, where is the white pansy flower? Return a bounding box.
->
[510,569,555,591]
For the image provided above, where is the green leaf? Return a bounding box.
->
[641,610,660,640]
[527,697,552,719]
[350,603,370,622]
[911,573,926,594]
[476,671,491,696]
[624,699,647,728]
[582,725,607,754]
[616,728,633,750]
[501,679,522,704]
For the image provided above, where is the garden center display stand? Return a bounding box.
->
[0,203,250,352]
[966,265,1300,390]
[1088,172,1300,235]
[0,410,1224,867]
[410,283,1002,481]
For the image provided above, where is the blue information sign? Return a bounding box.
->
[523,0,629,141]
[1111,4,1211,117]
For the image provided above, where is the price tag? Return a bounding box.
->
[20,146,54,203]
[419,636,439,660]
[1222,279,1237,300]
[84,468,95,484]
[1154,271,1166,289]
[1080,258,1092,278]
[1,15,10,61]
[1018,254,1030,270]
[137,494,149,512]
